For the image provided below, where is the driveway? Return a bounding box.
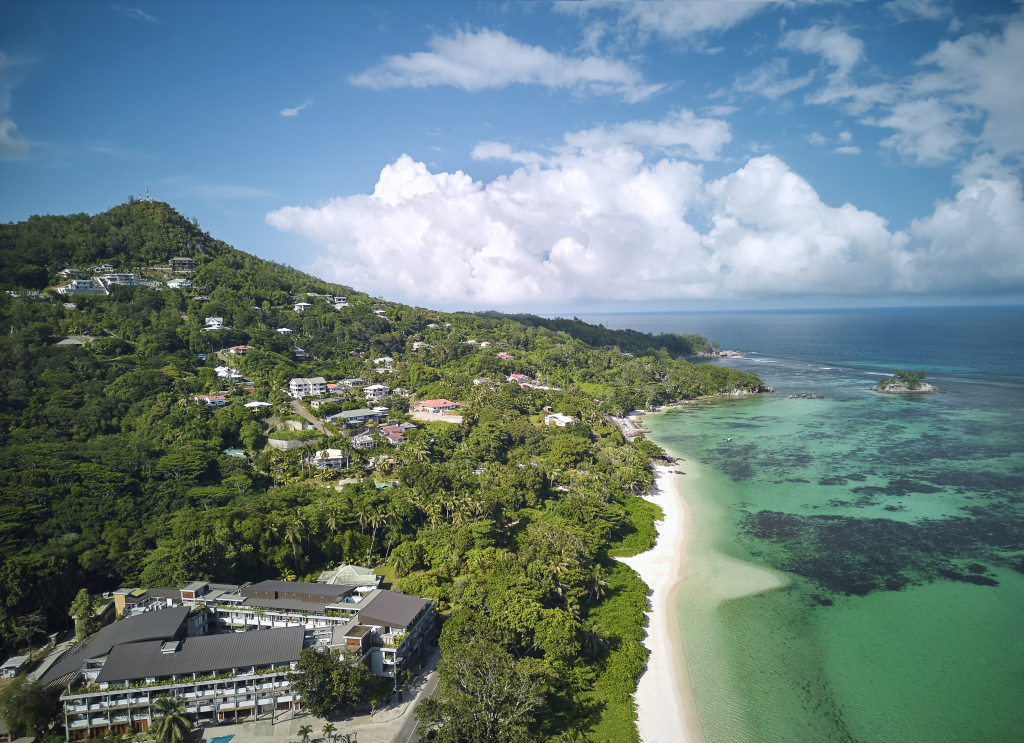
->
[290,400,327,434]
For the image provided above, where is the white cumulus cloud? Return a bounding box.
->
[558,0,765,43]
[280,99,312,117]
[266,114,1024,307]
[349,28,662,102]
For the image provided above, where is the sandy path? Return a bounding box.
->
[617,465,705,743]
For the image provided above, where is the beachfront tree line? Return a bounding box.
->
[0,200,764,741]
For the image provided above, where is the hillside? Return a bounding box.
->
[0,200,764,741]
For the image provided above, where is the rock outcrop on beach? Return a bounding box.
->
[714,385,774,397]
[695,349,743,357]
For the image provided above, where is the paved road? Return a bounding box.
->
[392,662,439,743]
[290,399,327,434]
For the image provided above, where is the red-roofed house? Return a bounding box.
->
[497,353,514,360]
[385,432,408,446]
[506,374,529,383]
[227,345,255,356]
[194,394,227,408]
[416,399,458,414]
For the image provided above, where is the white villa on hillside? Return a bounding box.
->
[56,279,107,296]
[364,384,389,402]
[288,377,327,398]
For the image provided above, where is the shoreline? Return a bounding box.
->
[617,465,705,743]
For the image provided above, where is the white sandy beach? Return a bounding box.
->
[617,465,705,743]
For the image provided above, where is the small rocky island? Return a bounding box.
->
[873,369,941,394]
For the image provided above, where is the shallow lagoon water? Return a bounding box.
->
[625,307,1024,743]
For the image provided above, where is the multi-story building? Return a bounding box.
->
[100,274,141,288]
[169,257,195,273]
[47,578,436,740]
[56,279,107,296]
[363,384,389,402]
[288,377,327,398]
[180,581,435,684]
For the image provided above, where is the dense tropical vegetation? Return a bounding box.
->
[0,200,765,740]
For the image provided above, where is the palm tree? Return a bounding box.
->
[586,564,609,603]
[353,500,372,534]
[284,517,304,571]
[151,695,192,743]
[279,567,297,581]
[298,724,313,743]
[322,722,336,743]
[366,509,385,564]
[580,619,608,660]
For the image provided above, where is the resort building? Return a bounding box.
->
[47,579,436,740]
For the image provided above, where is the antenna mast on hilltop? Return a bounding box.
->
[146,185,150,201]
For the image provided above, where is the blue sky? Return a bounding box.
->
[2,1,1022,311]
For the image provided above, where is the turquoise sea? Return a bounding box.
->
[585,307,1024,743]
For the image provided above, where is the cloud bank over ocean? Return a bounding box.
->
[267,112,1024,306]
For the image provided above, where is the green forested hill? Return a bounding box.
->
[0,200,764,741]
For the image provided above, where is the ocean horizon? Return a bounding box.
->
[614,306,1024,743]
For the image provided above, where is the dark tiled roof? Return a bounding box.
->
[243,581,353,600]
[40,607,190,686]
[145,588,182,600]
[357,591,432,629]
[96,626,304,683]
